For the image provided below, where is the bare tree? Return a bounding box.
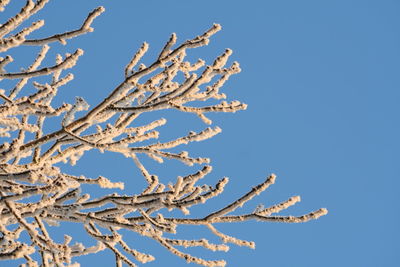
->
[0,1,327,266]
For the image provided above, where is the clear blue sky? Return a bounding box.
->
[3,1,399,266]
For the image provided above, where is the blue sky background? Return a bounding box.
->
[2,1,399,266]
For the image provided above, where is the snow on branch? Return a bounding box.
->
[0,1,327,266]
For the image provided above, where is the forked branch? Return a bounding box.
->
[0,1,327,267]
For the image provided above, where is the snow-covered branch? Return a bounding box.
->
[0,1,327,266]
